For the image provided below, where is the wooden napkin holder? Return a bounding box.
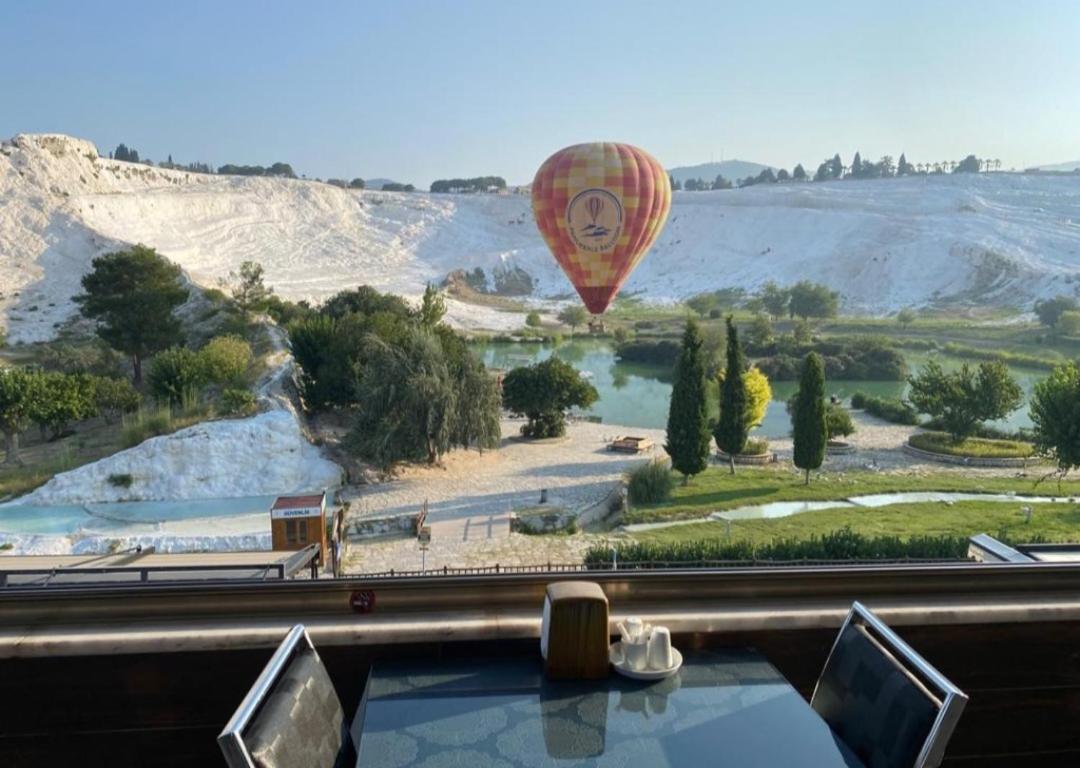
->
[541,581,610,679]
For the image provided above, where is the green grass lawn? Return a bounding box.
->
[631,498,1080,548]
[908,431,1034,458]
[624,465,1080,524]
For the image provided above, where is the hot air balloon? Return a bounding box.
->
[532,142,672,315]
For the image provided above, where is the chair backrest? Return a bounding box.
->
[811,602,968,768]
[218,625,355,768]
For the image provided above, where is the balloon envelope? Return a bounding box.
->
[532,142,671,314]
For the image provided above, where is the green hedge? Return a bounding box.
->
[908,431,1034,459]
[584,527,969,568]
[850,392,919,425]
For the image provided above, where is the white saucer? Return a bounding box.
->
[609,642,683,680]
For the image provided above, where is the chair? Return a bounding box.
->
[811,602,968,768]
[218,625,356,768]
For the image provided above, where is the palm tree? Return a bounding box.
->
[994,159,1002,172]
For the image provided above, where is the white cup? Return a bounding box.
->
[625,616,644,641]
[624,637,649,671]
[647,627,673,670]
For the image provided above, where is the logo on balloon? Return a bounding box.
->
[567,189,623,253]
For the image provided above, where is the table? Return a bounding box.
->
[355,649,866,767]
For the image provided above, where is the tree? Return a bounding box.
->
[793,164,807,181]
[502,357,597,439]
[1060,311,1080,337]
[748,313,774,347]
[776,168,790,182]
[349,178,366,189]
[829,154,843,179]
[0,368,43,464]
[792,318,813,345]
[557,305,589,333]
[442,332,501,454]
[670,175,682,191]
[1030,361,1080,480]
[525,310,542,328]
[75,246,188,385]
[713,317,749,473]
[788,280,839,320]
[851,152,863,178]
[419,284,446,328]
[664,319,711,483]
[30,372,98,440]
[147,347,205,405]
[227,261,274,316]
[907,360,1022,441]
[713,174,732,190]
[760,281,790,319]
[896,307,917,328]
[350,330,456,466]
[93,376,141,424]
[954,155,981,173]
[897,153,913,176]
[743,367,772,431]
[1034,296,1078,330]
[792,353,827,484]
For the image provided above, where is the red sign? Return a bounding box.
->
[350,590,376,614]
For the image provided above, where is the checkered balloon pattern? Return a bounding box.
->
[532,143,672,315]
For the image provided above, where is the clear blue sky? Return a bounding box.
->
[3,1,1078,186]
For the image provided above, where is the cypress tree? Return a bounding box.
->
[665,319,710,484]
[792,352,827,485]
[714,316,748,474]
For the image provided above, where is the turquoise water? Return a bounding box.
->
[477,340,1045,437]
[0,495,276,536]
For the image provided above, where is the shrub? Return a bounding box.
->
[851,392,919,425]
[826,403,856,439]
[908,431,1034,459]
[221,388,257,417]
[93,376,141,424]
[525,310,542,328]
[584,527,969,568]
[742,437,769,455]
[147,347,204,404]
[107,473,133,489]
[199,335,253,385]
[627,460,675,504]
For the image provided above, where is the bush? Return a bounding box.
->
[908,431,1034,459]
[93,376,140,424]
[826,403,855,439]
[525,310,542,328]
[221,388,257,417]
[850,392,919,425]
[107,473,133,489]
[584,527,969,568]
[199,335,253,385]
[147,347,205,404]
[742,437,769,455]
[627,460,675,504]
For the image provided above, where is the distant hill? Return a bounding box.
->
[1033,161,1080,173]
[668,160,775,185]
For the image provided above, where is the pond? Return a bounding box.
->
[477,340,1046,438]
[0,495,276,554]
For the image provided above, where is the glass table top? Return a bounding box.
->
[355,649,865,767]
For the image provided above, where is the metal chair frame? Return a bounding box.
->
[812,602,968,768]
[217,624,317,768]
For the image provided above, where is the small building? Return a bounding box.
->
[270,492,328,566]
